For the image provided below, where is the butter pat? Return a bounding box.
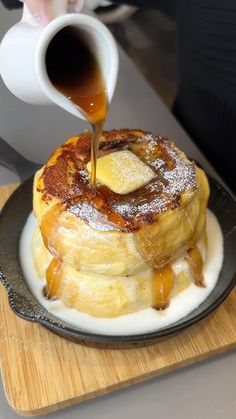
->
[87,150,156,194]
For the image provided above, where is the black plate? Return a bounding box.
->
[0,176,235,348]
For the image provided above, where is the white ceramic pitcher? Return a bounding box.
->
[0,1,118,120]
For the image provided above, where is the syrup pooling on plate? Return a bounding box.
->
[46,26,108,186]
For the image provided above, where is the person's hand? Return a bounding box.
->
[20,0,84,26]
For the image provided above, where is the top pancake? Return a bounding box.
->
[35,129,197,232]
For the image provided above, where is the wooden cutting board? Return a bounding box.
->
[0,183,236,417]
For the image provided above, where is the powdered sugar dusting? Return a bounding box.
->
[111,135,197,222]
[40,130,198,231]
[161,139,196,195]
[69,202,120,231]
[113,195,172,218]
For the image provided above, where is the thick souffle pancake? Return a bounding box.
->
[32,129,209,317]
[33,220,207,317]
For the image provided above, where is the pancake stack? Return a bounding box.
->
[32,129,209,317]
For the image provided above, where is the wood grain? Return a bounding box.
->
[0,183,235,416]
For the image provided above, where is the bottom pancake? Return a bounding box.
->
[32,227,207,318]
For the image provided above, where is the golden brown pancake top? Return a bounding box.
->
[38,129,197,232]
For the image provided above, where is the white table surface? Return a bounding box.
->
[0,4,235,419]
